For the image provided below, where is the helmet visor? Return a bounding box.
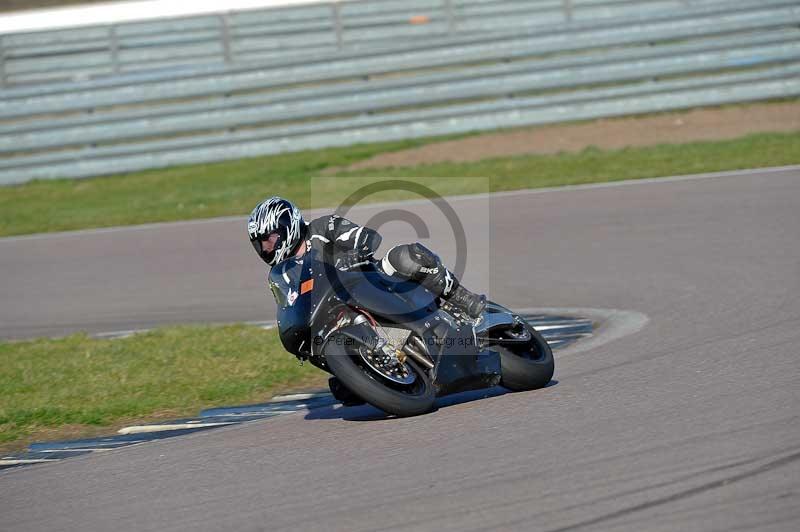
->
[252,230,283,265]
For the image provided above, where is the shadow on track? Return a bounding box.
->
[304,381,558,421]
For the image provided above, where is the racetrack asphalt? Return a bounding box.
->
[1,167,799,531]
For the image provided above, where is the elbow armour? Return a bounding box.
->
[359,228,382,257]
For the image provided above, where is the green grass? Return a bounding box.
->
[0,324,327,453]
[1,130,798,237]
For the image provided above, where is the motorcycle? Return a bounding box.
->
[269,248,554,416]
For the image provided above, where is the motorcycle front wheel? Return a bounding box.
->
[323,333,436,417]
[483,302,555,391]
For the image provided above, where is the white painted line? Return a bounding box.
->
[93,329,149,339]
[545,340,570,347]
[117,422,236,434]
[3,165,798,243]
[87,319,275,342]
[269,392,332,402]
[0,459,55,465]
[216,408,303,414]
[0,214,248,242]
[245,320,277,330]
[531,324,587,332]
[545,335,591,343]
[34,448,115,453]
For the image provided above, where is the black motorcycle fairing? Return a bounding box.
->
[474,306,516,337]
[269,257,318,356]
[328,322,381,351]
[413,315,502,396]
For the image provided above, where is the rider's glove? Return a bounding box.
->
[335,249,371,271]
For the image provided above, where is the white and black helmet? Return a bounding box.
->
[248,197,307,266]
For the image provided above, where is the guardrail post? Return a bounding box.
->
[332,2,344,50]
[0,36,7,87]
[444,0,455,35]
[109,25,121,74]
[562,0,573,22]
[220,14,234,64]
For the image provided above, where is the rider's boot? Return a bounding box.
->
[328,376,366,407]
[443,284,486,320]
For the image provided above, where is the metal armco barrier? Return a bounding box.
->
[0,0,736,86]
[0,0,798,184]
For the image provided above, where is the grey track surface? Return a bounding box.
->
[2,167,800,531]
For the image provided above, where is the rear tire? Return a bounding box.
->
[323,334,436,416]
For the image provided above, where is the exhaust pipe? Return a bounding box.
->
[403,336,434,370]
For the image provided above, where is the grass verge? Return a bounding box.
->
[0,324,327,454]
[1,130,798,237]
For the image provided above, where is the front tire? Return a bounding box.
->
[496,325,554,391]
[481,302,554,391]
[323,334,436,416]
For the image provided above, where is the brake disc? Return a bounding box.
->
[358,344,416,385]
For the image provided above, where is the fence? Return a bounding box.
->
[0,0,737,87]
[0,0,798,184]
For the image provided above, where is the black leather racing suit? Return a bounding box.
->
[303,214,461,300]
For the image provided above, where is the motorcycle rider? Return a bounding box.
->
[247,196,487,319]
